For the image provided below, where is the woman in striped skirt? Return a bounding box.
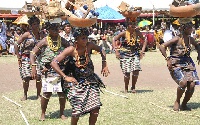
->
[51,28,109,125]
[113,18,147,93]
[14,16,43,101]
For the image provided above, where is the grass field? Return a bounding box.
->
[1,52,200,125]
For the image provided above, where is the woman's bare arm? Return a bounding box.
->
[51,46,75,78]
[159,36,179,59]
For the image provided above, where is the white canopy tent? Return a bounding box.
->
[94,0,174,25]
[94,0,173,11]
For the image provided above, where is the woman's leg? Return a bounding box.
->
[173,80,187,111]
[71,117,79,125]
[89,108,99,125]
[36,75,42,99]
[181,82,195,110]
[124,73,130,93]
[21,77,30,101]
[57,92,66,120]
[131,71,139,93]
[40,92,52,121]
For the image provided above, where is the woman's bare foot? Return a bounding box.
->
[40,113,45,121]
[21,96,27,101]
[173,101,180,111]
[180,105,191,111]
[37,95,41,100]
[131,89,136,93]
[131,87,136,93]
[60,115,67,120]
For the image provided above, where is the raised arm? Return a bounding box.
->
[30,38,47,79]
[159,36,179,59]
[14,32,29,66]
[88,42,109,77]
[190,37,200,64]
[51,46,75,79]
[113,31,125,59]
[137,30,147,54]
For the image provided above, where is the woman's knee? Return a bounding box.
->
[124,73,130,78]
[57,92,66,99]
[90,108,100,116]
[132,71,139,76]
[179,80,187,88]
[42,92,52,99]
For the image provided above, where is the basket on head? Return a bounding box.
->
[118,1,142,21]
[169,0,200,18]
[64,0,97,28]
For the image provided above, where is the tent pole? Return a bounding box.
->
[153,5,155,26]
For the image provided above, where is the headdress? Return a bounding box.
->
[169,0,200,18]
[28,15,40,25]
[73,28,89,40]
[64,0,98,28]
[118,1,142,22]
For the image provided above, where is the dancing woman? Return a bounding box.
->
[159,20,200,111]
[113,18,147,93]
[30,22,70,120]
[51,28,109,125]
[14,15,43,101]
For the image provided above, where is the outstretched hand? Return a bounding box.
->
[64,76,78,85]
[197,56,200,65]
[140,52,145,59]
[101,62,110,77]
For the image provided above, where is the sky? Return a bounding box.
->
[0,0,174,10]
[0,0,66,9]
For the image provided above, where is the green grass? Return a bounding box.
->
[1,51,200,125]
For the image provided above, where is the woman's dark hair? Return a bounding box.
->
[73,28,89,40]
[28,15,40,25]
[44,22,60,30]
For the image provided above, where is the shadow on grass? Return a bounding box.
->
[27,94,63,100]
[47,108,72,119]
[168,102,200,110]
[27,95,38,100]
[134,89,153,93]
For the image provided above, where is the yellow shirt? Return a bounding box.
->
[196,29,200,36]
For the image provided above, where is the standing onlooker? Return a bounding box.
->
[0,20,7,56]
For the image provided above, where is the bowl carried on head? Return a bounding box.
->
[169,0,200,18]
[64,0,97,28]
[118,1,142,22]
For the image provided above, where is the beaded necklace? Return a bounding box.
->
[125,30,136,46]
[75,44,89,68]
[180,36,191,54]
[47,35,61,52]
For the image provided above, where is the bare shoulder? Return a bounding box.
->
[21,32,30,38]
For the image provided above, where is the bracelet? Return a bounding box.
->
[63,75,67,80]
[102,60,106,62]
[30,51,36,56]
[161,44,166,48]
[165,57,170,61]
[31,64,37,66]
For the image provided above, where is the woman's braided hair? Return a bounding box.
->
[73,28,89,40]
[28,15,40,25]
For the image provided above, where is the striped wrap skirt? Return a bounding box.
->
[120,52,141,74]
[19,57,41,79]
[67,83,101,117]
